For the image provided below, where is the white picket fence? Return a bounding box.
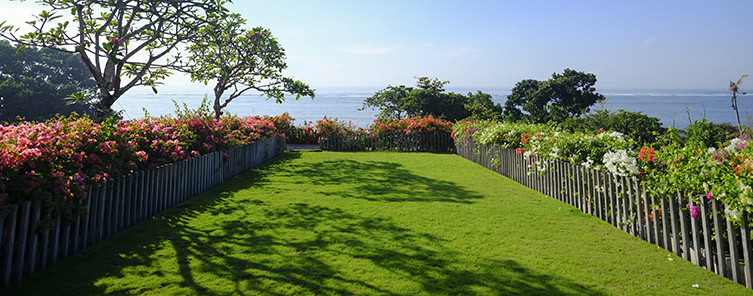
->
[457,140,753,289]
[0,137,285,287]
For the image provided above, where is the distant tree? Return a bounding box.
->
[176,13,314,120]
[464,91,504,121]
[361,77,501,122]
[0,41,94,122]
[0,0,229,122]
[559,109,666,145]
[683,118,738,148]
[730,74,748,136]
[504,69,606,123]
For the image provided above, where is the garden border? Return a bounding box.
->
[0,137,285,287]
[456,139,753,289]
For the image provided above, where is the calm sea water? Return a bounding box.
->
[114,88,752,129]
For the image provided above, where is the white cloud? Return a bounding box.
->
[341,45,396,55]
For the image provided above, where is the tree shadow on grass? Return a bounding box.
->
[3,152,604,295]
[294,158,486,203]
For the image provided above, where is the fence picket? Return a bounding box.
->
[700,199,713,271]
[13,202,31,282]
[670,194,681,257]
[712,200,726,277]
[741,212,753,288]
[2,205,18,285]
[690,198,701,265]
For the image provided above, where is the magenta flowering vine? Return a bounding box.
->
[0,112,291,228]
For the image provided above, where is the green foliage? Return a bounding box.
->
[559,109,667,146]
[361,77,502,122]
[178,13,314,120]
[681,119,739,148]
[504,69,606,123]
[0,0,231,122]
[0,40,95,122]
[464,91,504,121]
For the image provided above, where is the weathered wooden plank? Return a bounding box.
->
[112,177,121,234]
[2,205,18,286]
[690,198,701,265]
[72,199,82,254]
[51,215,62,264]
[727,203,741,283]
[27,200,42,275]
[651,195,660,247]
[700,199,713,271]
[679,194,690,261]
[712,199,726,277]
[630,178,640,237]
[741,212,753,288]
[661,198,670,251]
[61,222,71,259]
[14,202,31,282]
[670,193,681,257]
[97,181,107,242]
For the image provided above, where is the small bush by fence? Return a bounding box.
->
[319,132,455,152]
[0,137,285,287]
[457,140,753,289]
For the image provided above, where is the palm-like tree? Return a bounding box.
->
[730,74,749,136]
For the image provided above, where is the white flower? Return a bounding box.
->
[581,156,593,168]
[725,204,742,220]
[549,146,560,158]
[602,149,639,176]
[523,150,533,160]
[725,138,744,152]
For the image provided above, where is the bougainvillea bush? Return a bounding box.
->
[0,110,286,224]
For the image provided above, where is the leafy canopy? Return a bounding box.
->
[504,69,606,123]
[176,13,314,120]
[361,77,502,122]
[0,0,230,122]
[0,40,95,122]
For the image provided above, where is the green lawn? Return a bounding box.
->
[3,151,750,295]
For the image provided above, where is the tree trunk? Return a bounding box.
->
[213,87,223,120]
[93,93,116,123]
[732,93,743,136]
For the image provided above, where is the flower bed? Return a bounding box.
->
[0,112,287,224]
[453,119,753,221]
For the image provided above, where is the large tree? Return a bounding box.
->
[177,13,314,120]
[504,69,606,123]
[0,0,229,122]
[361,77,502,122]
[0,40,94,122]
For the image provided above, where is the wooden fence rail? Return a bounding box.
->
[319,132,455,152]
[0,137,285,288]
[456,140,753,289]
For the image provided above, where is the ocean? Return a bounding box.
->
[113,87,752,129]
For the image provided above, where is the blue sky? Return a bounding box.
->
[1,0,752,91]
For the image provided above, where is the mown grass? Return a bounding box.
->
[3,151,751,295]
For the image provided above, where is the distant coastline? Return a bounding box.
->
[116,88,750,129]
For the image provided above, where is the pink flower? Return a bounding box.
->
[688,204,700,218]
[108,37,125,46]
[706,192,714,200]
